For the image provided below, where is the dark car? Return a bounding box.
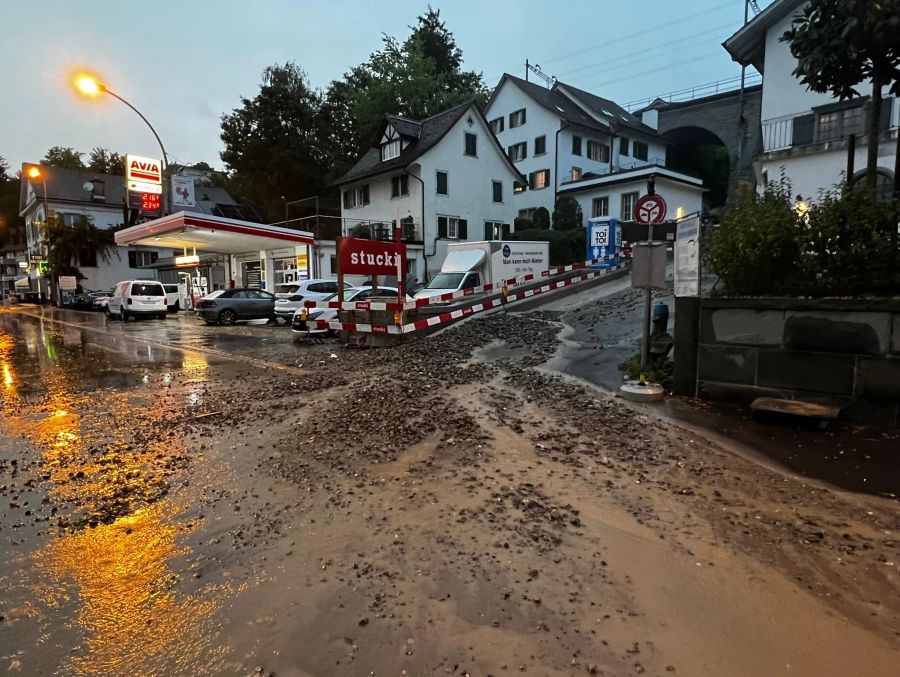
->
[195,288,277,325]
[73,289,112,310]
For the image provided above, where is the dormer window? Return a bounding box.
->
[382,139,401,161]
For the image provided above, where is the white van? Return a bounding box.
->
[106,280,168,321]
[162,284,181,312]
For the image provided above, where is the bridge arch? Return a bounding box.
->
[649,85,762,204]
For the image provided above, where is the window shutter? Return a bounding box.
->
[128,251,136,268]
[528,172,535,189]
[792,113,815,146]
[484,222,492,240]
[458,219,468,239]
[438,216,448,238]
[879,97,894,131]
[502,223,511,238]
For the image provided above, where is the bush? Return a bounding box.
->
[350,223,371,239]
[514,216,534,231]
[552,197,583,231]
[706,177,899,297]
[706,178,802,295]
[800,186,899,296]
[532,206,551,230]
[510,227,584,266]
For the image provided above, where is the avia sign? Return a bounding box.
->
[125,154,163,195]
[338,236,406,277]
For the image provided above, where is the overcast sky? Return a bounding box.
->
[0,0,770,172]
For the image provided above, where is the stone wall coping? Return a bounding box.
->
[701,297,900,312]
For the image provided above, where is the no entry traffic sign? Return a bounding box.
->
[634,193,667,225]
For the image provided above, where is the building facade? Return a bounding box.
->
[724,0,899,201]
[334,103,525,282]
[19,165,171,298]
[18,164,254,299]
[484,74,702,225]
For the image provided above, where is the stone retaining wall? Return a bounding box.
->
[673,297,900,427]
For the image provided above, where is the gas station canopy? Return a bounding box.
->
[114,212,315,253]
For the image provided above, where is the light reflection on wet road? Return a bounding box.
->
[0,308,296,675]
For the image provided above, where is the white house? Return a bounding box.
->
[18,164,253,299]
[484,74,703,225]
[333,102,525,281]
[724,0,899,201]
[18,164,172,298]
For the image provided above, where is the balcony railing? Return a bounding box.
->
[342,217,422,243]
[561,159,689,185]
[762,103,899,153]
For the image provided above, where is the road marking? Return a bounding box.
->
[14,311,304,375]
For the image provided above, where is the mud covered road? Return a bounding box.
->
[0,307,898,676]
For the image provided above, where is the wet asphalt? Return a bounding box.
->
[0,306,313,676]
[0,299,897,675]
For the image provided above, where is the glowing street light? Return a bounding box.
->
[71,71,170,214]
[74,74,103,97]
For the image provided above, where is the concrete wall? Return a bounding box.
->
[674,297,900,426]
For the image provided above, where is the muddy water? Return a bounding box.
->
[0,313,246,675]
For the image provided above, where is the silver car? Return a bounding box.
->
[273,279,340,320]
[291,286,412,337]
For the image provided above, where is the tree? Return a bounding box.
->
[782,0,900,188]
[220,63,328,220]
[323,7,488,170]
[42,146,85,169]
[88,148,125,174]
[552,196,583,230]
[532,206,551,230]
[42,213,115,290]
[0,156,25,248]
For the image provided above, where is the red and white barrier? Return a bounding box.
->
[302,253,622,312]
[298,262,626,337]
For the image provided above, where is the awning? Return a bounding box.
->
[115,211,315,254]
[14,277,30,288]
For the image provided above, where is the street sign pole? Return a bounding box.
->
[633,187,667,381]
[641,219,654,378]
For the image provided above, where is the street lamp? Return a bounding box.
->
[26,165,51,300]
[73,72,170,214]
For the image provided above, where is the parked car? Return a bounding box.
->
[274,279,340,320]
[195,288,277,325]
[275,283,301,300]
[90,290,113,311]
[291,286,412,337]
[162,284,181,312]
[93,295,112,312]
[73,289,111,310]
[106,280,168,321]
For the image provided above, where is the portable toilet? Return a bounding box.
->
[586,217,621,267]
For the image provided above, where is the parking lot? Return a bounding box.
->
[11,304,330,371]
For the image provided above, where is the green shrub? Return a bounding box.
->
[510,227,584,266]
[800,186,899,296]
[706,178,802,295]
[552,196,583,231]
[532,207,551,230]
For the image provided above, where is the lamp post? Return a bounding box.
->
[74,74,170,215]
[26,166,51,301]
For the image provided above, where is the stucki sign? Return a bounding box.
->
[338,236,406,277]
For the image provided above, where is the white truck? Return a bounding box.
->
[414,240,550,301]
